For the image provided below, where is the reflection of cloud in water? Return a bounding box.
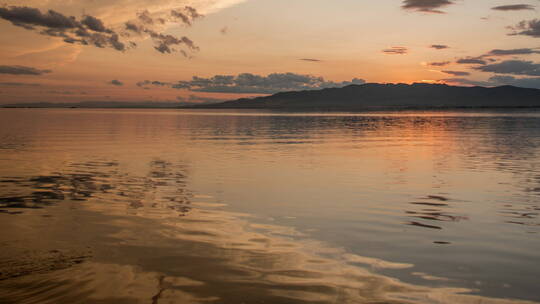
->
[0,159,193,217]
[0,160,537,303]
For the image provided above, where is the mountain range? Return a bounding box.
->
[194,83,540,109]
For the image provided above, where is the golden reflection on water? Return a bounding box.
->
[1,109,540,303]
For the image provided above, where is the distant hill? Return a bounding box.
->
[193,83,540,109]
[1,101,196,108]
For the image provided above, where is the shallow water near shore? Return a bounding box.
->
[0,108,539,304]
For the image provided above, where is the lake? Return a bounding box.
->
[0,108,539,304]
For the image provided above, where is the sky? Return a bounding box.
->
[0,0,539,104]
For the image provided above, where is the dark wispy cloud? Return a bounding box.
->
[488,75,540,88]
[0,5,202,55]
[0,82,42,87]
[299,58,322,62]
[0,65,51,75]
[137,73,366,94]
[486,48,540,56]
[475,60,540,76]
[123,7,201,55]
[509,19,540,38]
[382,46,408,55]
[456,57,487,65]
[402,0,455,13]
[0,6,127,51]
[442,75,540,89]
[441,70,470,76]
[492,4,535,11]
[109,80,124,86]
[427,61,451,67]
[430,44,449,50]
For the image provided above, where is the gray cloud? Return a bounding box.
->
[442,70,470,76]
[430,44,449,49]
[402,0,455,13]
[299,58,322,62]
[486,48,540,56]
[0,6,79,29]
[0,65,51,75]
[475,60,540,76]
[427,61,451,67]
[0,6,127,51]
[123,7,201,55]
[510,19,540,38]
[109,79,124,86]
[170,6,203,26]
[81,15,112,33]
[382,46,408,55]
[492,4,535,11]
[0,5,202,55]
[138,73,366,94]
[456,57,487,65]
[488,75,540,89]
[442,75,540,89]
[0,82,42,87]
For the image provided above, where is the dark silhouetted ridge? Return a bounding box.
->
[193,83,540,109]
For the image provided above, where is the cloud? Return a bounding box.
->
[475,60,540,76]
[109,79,123,86]
[488,75,540,89]
[427,61,451,66]
[123,7,201,55]
[138,73,366,94]
[0,5,203,55]
[442,75,540,89]
[0,82,42,87]
[382,46,408,55]
[492,5,535,11]
[441,70,470,76]
[299,58,322,62]
[170,6,203,26]
[430,44,449,49]
[509,19,540,38]
[456,57,487,65]
[0,65,51,75]
[486,48,540,56]
[401,0,455,13]
[0,6,128,51]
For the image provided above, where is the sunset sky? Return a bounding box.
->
[0,0,539,103]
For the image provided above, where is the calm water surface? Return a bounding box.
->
[0,108,539,304]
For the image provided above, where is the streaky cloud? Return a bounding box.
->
[486,48,540,56]
[382,46,408,55]
[109,80,124,86]
[475,60,540,76]
[456,57,487,65]
[430,44,449,49]
[492,5,535,11]
[427,61,451,67]
[442,70,470,76]
[0,65,51,75]
[402,0,455,14]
